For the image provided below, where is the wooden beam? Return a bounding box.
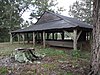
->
[43,31,46,48]
[33,32,35,47]
[22,33,25,44]
[10,33,13,44]
[35,32,38,42]
[55,33,58,40]
[73,29,77,50]
[17,33,20,44]
[27,33,29,43]
[90,32,92,40]
[47,33,49,40]
[40,32,43,41]
[52,33,54,40]
[77,30,82,41]
[37,32,40,40]
[86,33,88,40]
[62,32,64,40]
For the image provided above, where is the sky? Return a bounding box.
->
[57,0,78,16]
[22,0,78,22]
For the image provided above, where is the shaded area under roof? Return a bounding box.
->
[11,11,93,33]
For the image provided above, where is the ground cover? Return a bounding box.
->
[0,42,91,75]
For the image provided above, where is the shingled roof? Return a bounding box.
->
[11,11,92,33]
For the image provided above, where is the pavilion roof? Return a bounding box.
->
[11,11,92,33]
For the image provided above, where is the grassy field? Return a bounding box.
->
[0,42,33,56]
[0,42,91,75]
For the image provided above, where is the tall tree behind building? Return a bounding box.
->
[30,0,65,21]
[0,0,31,42]
[0,0,20,42]
[69,0,93,24]
[0,0,20,30]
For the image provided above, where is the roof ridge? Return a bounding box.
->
[36,19,63,25]
[39,11,92,27]
[47,11,78,27]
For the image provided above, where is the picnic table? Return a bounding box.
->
[15,48,41,63]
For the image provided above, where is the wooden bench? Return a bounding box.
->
[46,40,73,48]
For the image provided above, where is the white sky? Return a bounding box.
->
[22,0,78,21]
[57,0,78,16]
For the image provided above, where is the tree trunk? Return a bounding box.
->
[89,0,100,75]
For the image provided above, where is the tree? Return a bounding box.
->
[69,0,93,24]
[0,0,34,30]
[89,0,100,74]
[30,0,65,21]
[0,0,20,42]
[0,0,31,42]
[0,0,65,42]
[0,0,21,30]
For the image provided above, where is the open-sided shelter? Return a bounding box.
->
[11,11,92,50]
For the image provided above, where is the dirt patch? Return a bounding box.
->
[0,56,90,75]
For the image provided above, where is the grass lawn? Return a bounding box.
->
[0,42,91,75]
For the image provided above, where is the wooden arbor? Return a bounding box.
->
[10,11,92,50]
[10,33,25,44]
[10,28,89,50]
[64,30,82,50]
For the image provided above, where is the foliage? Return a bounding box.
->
[37,47,66,56]
[0,67,8,75]
[0,43,91,74]
[0,0,27,42]
[66,72,73,75]
[69,0,93,24]
[0,0,23,30]
[0,43,91,61]
[30,0,65,21]
[71,49,81,58]
[0,28,10,42]
[41,63,56,70]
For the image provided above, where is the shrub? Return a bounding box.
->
[0,67,8,75]
[71,49,81,58]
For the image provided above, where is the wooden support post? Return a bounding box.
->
[38,33,40,40]
[33,32,35,47]
[52,33,54,40]
[43,31,46,48]
[89,32,92,45]
[86,33,87,40]
[27,33,29,43]
[77,30,82,41]
[37,32,40,40]
[47,33,49,40]
[62,32,64,40]
[22,34,25,44]
[41,32,43,41]
[86,33,88,40]
[55,33,58,40]
[73,29,77,50]
[10,33,13,44]
[90,32,92,40]
[17,33,20,44]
